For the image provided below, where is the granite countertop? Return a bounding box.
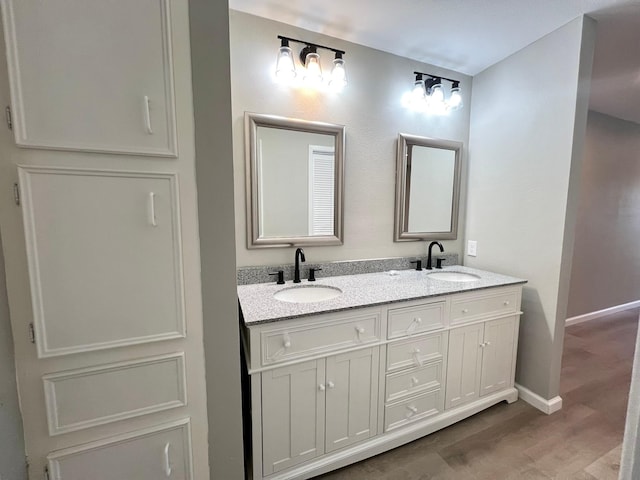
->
[238,265,527,325]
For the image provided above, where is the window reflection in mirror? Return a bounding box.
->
[245,113,344,248]
[395,133,462,241]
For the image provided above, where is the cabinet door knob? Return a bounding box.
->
[327,381,335,389]
[319,384,326,391]
[413,348,421,354]
[485,341,491,346]
[462,308,469,314]
[283,334,291,348]
[415,317,422,324]
[411,377,419,386]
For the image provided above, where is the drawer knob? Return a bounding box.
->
[462,308,469,314]
[411,377,419,386]
[503,300,510,306]
[283,334,291,349]
[413,348,421,354]
[355,326,365,334]
[415,317,422,324]
[319,384,326,391]
[327,381,335,389]
[406,405,418,417]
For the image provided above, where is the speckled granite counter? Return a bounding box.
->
[238,265,526,325]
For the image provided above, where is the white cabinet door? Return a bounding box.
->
[445,323,483,409]
[48,419,192,480]
[262,360,326,476]
[480,317,517,396]
[1,0,177,156]
[325,347,379,453]
[19,167,185,358]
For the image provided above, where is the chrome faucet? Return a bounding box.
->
[426,241,444,270]
[294,247,306,283]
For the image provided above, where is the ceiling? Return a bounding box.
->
[229,0,640,123]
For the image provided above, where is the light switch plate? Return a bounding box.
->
[467,240,477,257]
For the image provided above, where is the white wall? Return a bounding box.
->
[189,0,245,478]
[567,111,640,318]
[0,230,26,480]
[229,10,472,267]
[465,16,596,400]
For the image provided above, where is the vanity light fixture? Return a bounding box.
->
[275,35,347,91]
[405,71,463,114]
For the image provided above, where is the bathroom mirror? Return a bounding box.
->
[245,112,345,248]
[394,133,462,241]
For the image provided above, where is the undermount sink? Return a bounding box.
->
[427,271,481,282]
[274,285,343,303]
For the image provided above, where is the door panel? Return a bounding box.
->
[19,167,185,358]
[480,317,517,396]
[261,360,325,475]
[325,347,379,453]
[445,323,483,409]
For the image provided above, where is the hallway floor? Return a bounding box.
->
[316,309,639,479]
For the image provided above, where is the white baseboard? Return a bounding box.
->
[515,383,562,415]
[565,300,640,327]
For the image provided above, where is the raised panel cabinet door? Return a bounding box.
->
[19,167,185,357]
[1,0,177,156]
[480,316,517,396]
[48,419,192,480]
[445,323,484,410]
[261,360,326,476]
[325,347,379,453]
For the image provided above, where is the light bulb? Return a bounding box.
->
[448,84,462,109]
[430,84,444,103]
[412,78,426,103]
[329,55,347,91]
[303,52,322,86]
[275,45,296,82]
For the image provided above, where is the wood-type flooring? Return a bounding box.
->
[316,308,639,479]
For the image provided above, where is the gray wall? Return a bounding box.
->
[0,230,26,480]
[465,16,596,400]
[567,111,640,318]
[230,10,472,267]
[188,1,245,478]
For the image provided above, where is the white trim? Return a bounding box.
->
[515,383,562,414]
[565,300,640,327]
[43,353,187,435]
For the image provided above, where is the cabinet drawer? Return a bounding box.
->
[48,419,192,480]
[385,362,442,403]
[387,301,445,339]
[261,311,381,366]
[386,332,447,372]
[384,389,442,432]
[450,289,518,325]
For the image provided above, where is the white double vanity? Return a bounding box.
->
[239,266,526,480]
